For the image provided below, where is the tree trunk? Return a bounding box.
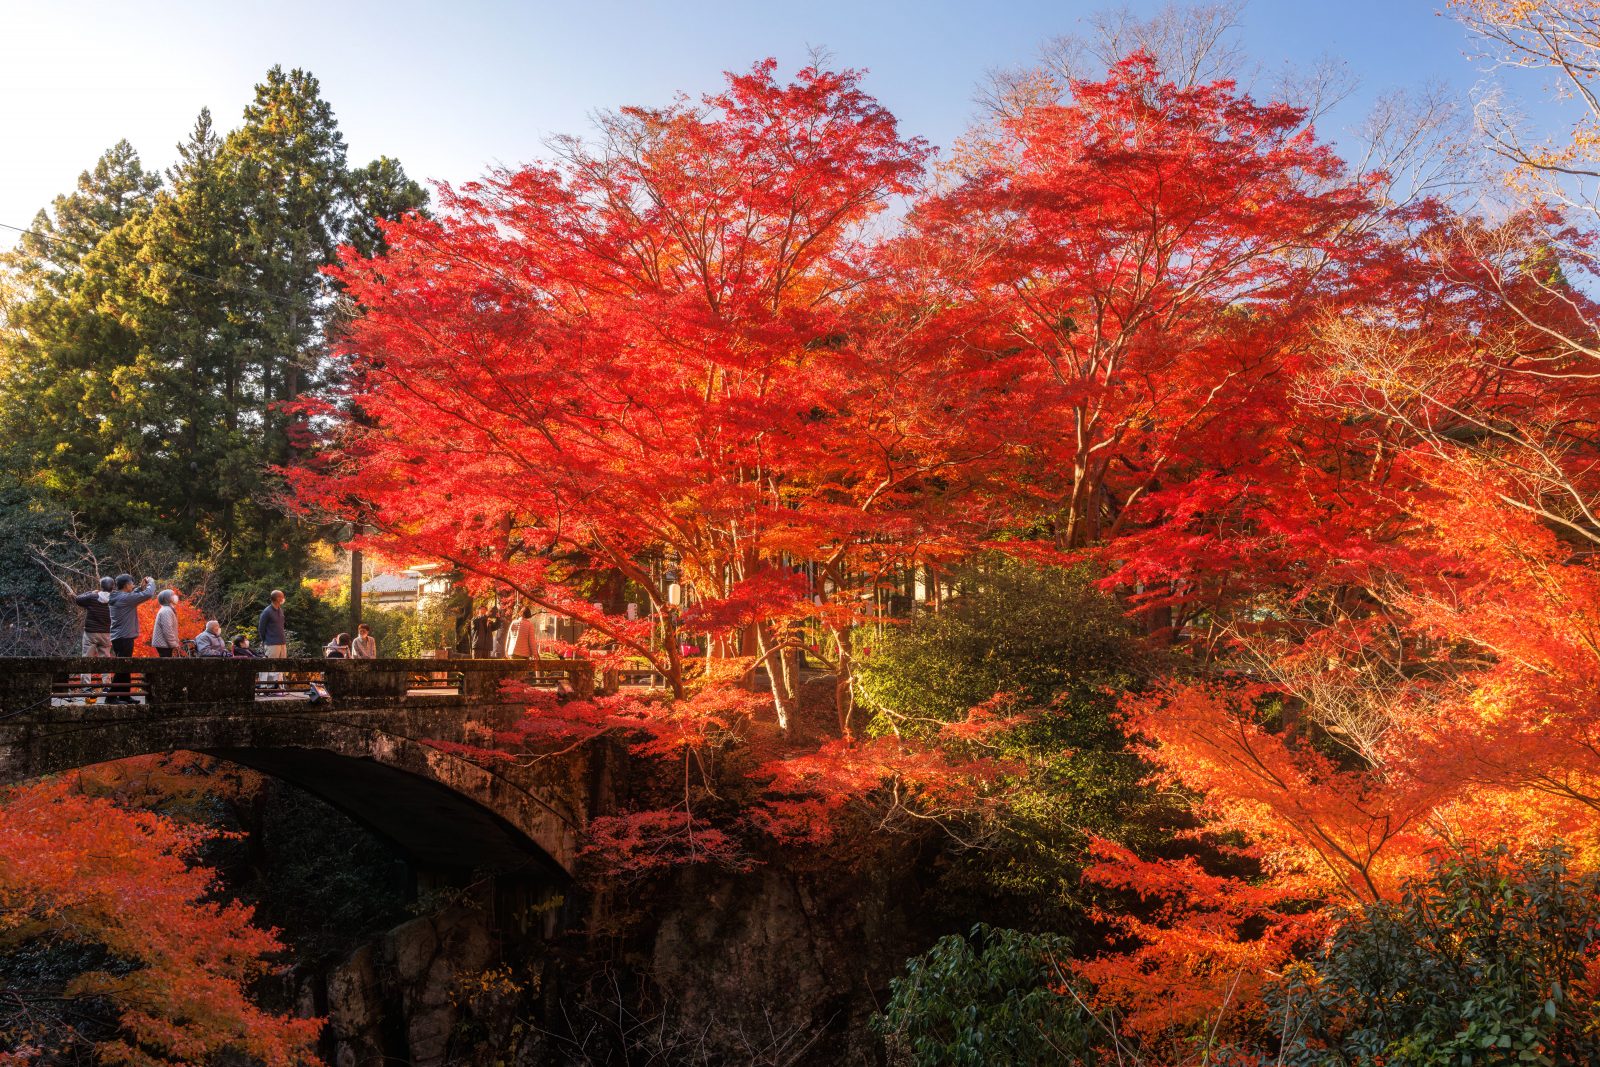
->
[752,624,791,733]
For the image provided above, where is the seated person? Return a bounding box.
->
[195,620,227,657]
[350,624,377,659]
[324,632,351,658]
[231,635,261,658]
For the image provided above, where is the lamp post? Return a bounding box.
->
[662,546,681,608]
[349,523,363,638]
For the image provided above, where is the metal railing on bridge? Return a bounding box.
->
[0,657,596,716]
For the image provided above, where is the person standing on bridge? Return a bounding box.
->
[72,576,114,700]
[107,574,156,703]
[506,607,536,658]
[73,576,114,658]
[259,590,288,660]
[149,588,182,655]
[150,590,183,657]
[259,589,288,687]
[471,604,495,659]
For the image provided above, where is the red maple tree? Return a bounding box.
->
[0,780,319,1066]
[292,61,977,731]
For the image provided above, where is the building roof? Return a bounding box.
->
[362,572,419,596]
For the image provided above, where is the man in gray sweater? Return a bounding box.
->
[108,574,156,702]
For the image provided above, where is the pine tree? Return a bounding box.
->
[0,71,427,590]
[221,66,350,470]
[102,109,254,545]
[346,155,428,258]
[0,141,161,527]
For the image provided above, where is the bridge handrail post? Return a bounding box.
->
[321,660,409,703]
[459,665,499,702]
[0,661,54,714]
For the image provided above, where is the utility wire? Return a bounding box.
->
[0,219,305,308]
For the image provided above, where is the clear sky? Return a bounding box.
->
[0,1,1538,248]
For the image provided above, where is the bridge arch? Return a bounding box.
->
[0,658,603,878]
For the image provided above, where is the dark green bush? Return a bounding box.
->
[856,557,1165,926]
[1272,845,1600,1067]
[872,924,1104,1067]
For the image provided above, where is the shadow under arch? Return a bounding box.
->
[4,712,581,879]
[201,746,571,879]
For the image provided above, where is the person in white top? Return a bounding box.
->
[150,590,183,657]
[350,624,378,659]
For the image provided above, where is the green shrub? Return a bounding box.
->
[856,557,1164,926]
[872,924,1104,1066]
[857,555,1142,728]
[1271,845,1600,1066]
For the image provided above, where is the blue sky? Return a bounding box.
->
[0,1,1540,247]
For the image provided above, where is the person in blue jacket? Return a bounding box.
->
[258,590,287,659]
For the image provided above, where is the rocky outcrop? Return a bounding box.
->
[648,859,924,1065]
[318,905,498,1067]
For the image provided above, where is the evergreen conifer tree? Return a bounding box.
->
[0,70,426,593]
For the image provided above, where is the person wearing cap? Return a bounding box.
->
[151,589,183,657]
[107,574,157,702]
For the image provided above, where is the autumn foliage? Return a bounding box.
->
[2,8,1593,1061]
[273,42,1600,1051]
[132,593,206,656]
[0,780,318,1066]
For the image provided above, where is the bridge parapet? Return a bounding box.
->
[0,656,596,716]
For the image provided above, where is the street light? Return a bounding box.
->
[663,545,681,608]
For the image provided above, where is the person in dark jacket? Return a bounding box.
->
[258,589,288,688]
[107,574,156,702]
[72,576,115,699]
[258,590,287,659]
[73,576,114,657]
[471,605,495,659]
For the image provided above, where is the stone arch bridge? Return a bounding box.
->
[0,657,615,881]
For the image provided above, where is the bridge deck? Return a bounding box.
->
[0,656,599,717]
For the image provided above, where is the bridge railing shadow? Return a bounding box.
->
[0,657,596,715]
